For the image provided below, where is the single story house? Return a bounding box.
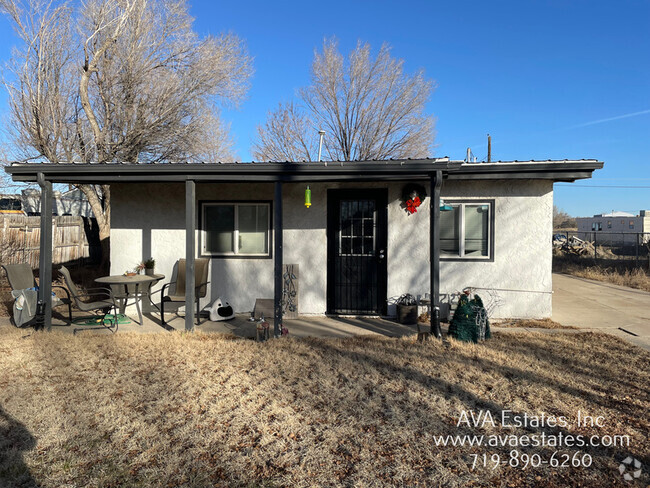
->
[5,158,603,334]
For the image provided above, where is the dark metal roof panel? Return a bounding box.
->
[4,158,604,183]
[5,159,460,183]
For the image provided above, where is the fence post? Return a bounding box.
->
[594,232,597,261]
[635,233,639,268]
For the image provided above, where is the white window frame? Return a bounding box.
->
[440,200,494,261]
[200,202,271,258]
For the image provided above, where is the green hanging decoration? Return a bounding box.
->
[305,186,312,208]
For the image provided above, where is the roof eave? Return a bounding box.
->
[447,160,604,182]
[4,159,604,184]
[5,160,463,183]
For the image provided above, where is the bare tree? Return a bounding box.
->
[254,101,319,162]
[253,39,435,162]
[1,0,252,268]
[553,205,576,229]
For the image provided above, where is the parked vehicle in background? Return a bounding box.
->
[0,195,25,215]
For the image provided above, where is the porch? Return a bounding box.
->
[7,159,460,337]
[4,158,603,332]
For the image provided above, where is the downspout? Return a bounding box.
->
[430,171,443,339]
[37,172,53,330]
[273,181,283,337]
[185,180,196,331]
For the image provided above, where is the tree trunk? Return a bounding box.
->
[98,227,110,275]
[77,184,110,274]
[99,184,111,274]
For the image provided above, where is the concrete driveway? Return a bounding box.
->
[552,273,650,351]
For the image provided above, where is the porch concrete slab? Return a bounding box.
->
[0,312,420,338]
[191,314,419,339]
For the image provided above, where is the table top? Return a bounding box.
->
[95,274,165,285]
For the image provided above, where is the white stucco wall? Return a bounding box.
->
[440,180,553,318]
[110,179,553,319]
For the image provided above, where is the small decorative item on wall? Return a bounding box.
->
[401,183,427,215]
[305,186,312,208]
[440,199,454,211]
[282,264,299,319]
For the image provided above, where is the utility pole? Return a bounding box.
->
[317,130,325,162]
[487,134,491,163]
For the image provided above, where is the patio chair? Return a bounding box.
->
[1,263,72,324]
[58,266,119,334]
[160,258,210,326]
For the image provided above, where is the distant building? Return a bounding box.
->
[0,188,94,217]
[0,194,24,214]
[576,210,650,245]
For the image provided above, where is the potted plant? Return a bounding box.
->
[144,258,155,276]
[396,293,418,324]
[135,262,145,275]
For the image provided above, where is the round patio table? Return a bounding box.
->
[95,274,164,325]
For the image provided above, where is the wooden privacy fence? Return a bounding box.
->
[0,215,101,268]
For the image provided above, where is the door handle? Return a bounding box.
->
[378,249,386,260]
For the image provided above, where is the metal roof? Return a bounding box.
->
[4,158,603,183]
[593,211,635,218]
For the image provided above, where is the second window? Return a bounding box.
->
[440,201,493,260]
[201,202,270,257]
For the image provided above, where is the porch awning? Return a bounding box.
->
[5,158,603,184]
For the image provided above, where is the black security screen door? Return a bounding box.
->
[327,189,388,315]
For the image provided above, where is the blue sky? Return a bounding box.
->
[1,0,649,217]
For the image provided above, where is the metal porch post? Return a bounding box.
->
[185,180,196,331]
[37,173,53,330]
[430,171,442,339]
[273,181,283,338]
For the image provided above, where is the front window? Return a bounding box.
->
[201,202,270,257]
[440,201,493,260]
[629,221,635,230]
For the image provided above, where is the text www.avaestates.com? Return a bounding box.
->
[432,433,630,448]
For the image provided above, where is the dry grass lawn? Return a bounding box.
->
[495,318,577,329]
[1,327,648,487]
[553,258,650,293]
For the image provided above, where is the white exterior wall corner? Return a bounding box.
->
[110,179,553,320]
[440,179,553,318]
